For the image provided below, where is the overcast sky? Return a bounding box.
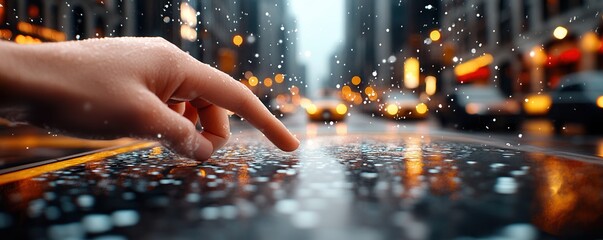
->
[288,0,344,94]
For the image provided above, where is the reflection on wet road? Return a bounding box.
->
[1,133,603,239]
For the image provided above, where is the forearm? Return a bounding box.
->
[0,41,52,121]
[0,41,35,103]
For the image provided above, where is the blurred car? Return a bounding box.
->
[269,94,298,117]
[378,92,428,120]
[435,85,521,130]
[548,72,603,133]
[305,98,348,122]
[522,93,552,117]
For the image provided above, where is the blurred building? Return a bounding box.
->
[0,0,304,104]
[332,0,441,103]
[440,0,603,97]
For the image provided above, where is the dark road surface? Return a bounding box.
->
[1,111,603,240]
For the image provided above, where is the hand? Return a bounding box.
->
[0,37,299,160]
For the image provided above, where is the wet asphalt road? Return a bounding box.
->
[1,110,603,239]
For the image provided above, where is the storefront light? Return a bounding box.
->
[580,32,601,52]
[454,54,493,76]
[233,35,243,47]
[425,76,437,96]
[404,58,420,89]
[530,46,547,66]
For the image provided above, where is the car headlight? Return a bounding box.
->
[336,104,348,115]
[386,104,398,115]
[306,104,317,115]
[415,103,428,114]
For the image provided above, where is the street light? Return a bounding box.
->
[248,76,259,87]
[553,26,568,40]
[429,30,441,42]
[233,35,243,47]
[580,32,601,52]
[351,76,361,86]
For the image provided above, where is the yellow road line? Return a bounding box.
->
[0,141,159,185]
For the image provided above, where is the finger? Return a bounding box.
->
[173,62,299,152]
[138,92,213,160]
[191,99,230,150]
[168,102,186,115]
[183,102,199,124]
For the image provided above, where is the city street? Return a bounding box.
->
[2,0,603,239]
[1,110,603,239]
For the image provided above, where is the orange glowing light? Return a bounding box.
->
[14,34,42,44]
[233,35,243,47]
[364,86,375,96]
[352,92,363,105]
[524,94,552,115]
[300,97,312,109]
[425,76,437,96]
[275,73,285,83]
[404,58,420,89]
[429,30,441,41]
[581,32,601,52]
[597,96,603,108]
[290,85,300,95]
[454,54,493,77]
[341,85,352,96]
[416,103,428,114]
[336,104,348,115]
[248,76,259,87]
[364,86,378,101]
[0,141,157,185]
[306,104,317,115]
[264,78,273,87]
[0,29,12,40]
[351,76,361,86]
[386,104,398,115]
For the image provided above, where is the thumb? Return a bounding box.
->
[139,96,214,160]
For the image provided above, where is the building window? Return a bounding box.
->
[499,0,512,45]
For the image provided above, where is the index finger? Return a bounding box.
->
[174,59,299,152]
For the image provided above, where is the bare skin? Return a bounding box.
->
[0,37,299,160]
